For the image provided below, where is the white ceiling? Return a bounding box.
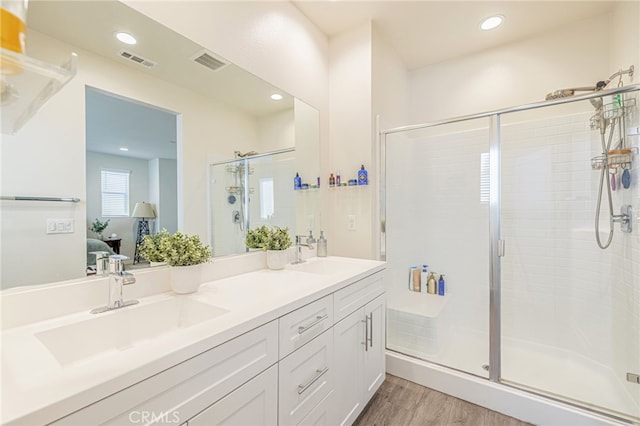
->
[293,1,615,70]
[85,88,178,160]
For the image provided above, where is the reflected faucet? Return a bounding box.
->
[91,255,139,314]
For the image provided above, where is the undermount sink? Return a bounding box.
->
[286,257,363,276]
[36,298,228,366]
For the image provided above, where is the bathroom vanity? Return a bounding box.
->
[1,256,386,425]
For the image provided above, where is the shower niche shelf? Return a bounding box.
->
[591,147,637,171]
[1,48,77,135]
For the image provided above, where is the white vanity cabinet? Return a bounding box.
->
[332,275,386,426]
[51,321,279,426]
[41,265,385,426]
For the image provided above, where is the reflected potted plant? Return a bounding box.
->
[245,225,292,270]
[89,218,110,240]
[140,229,212,294]
[138,229,170,266]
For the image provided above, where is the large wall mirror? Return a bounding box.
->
[0,1,320,289]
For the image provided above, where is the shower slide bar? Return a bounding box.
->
[380,83,640,135]
[0,195,80,202]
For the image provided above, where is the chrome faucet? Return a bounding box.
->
[89,250,110,276]
[91,255,139,314]
[292,235,314,264]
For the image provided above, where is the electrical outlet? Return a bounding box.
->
[347,214,357,231]
[47,219,74,234]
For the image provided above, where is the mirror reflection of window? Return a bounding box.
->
[101,169,130,217]
[260,178,275,220]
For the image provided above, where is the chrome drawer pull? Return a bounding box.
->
[297,367,329,395]
[298,314,328,334]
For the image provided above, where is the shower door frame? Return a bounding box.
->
[379,83,640,414]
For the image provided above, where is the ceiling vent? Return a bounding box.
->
[119,50,157,69]
[191,50,227,72]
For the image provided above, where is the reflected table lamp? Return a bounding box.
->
[132,201,156,263]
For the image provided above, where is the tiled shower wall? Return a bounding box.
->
[385,97,639,399]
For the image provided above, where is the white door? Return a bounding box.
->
[332,308,365,426]
[362,294,386,402]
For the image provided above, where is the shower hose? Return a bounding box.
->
[595,116,617,249]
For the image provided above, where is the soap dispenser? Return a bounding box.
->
[357,165,368,185]
[317,231,328,257]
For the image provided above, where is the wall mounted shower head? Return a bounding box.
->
[545,65,635,102]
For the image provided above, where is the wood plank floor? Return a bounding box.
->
[354,374,532,426]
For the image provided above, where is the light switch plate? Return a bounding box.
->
[47,219,74,234]
[347,214,357,231]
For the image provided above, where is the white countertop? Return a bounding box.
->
[1,256,385,425]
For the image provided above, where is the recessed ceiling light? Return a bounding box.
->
[480,15,504,31]
[119,147,129,152]
[270,94,283,101]
[115,32,137,45]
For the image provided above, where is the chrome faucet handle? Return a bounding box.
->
[295,235,306,245]
[109,254,128,273]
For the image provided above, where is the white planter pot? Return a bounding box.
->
[266,250,288,270]
[169,264,202,294]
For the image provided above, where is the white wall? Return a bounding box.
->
[1,29,262,288]
[257,109,294,153]
[408,14,612,124]
[327,22,373,259]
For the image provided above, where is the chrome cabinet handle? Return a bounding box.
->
[368,312,373,348]
[297,367,329,394]
[298,314,328,334]
[362,316,369,351]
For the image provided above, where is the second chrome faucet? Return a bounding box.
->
[91,255,138,314]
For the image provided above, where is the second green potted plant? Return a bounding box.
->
[245,225,292,270]
[138,229,212,293]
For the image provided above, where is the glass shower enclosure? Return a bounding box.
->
[209,148,295,257]
[382,84,640,422]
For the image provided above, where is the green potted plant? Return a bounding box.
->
[141,229,212,294]
[89,218,110,240]
[137,229,170,266]
[245,225,292,269]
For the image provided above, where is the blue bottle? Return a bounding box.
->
[438,274,446,296]
[358,165,368,185]
[294,173,302,190]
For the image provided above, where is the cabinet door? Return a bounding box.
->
[332,308,365,426]
[188,364,277,426]
[362,293,386,402]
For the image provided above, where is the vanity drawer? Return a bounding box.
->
[188,364,278,426]
[278,328,333,426]
[333,271,384,323]
[52,321,278,425]
[298,389,334,426]
[279,294,333,359]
